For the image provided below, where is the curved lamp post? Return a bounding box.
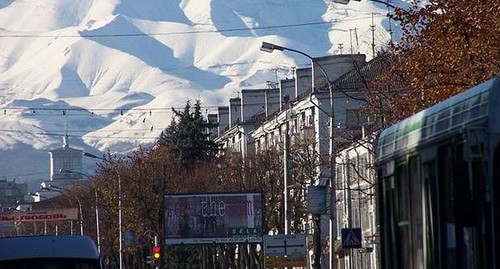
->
[260,41,337,269]
[41,185,83,236]
[84,152,123,269]
[59,169,101,253]
[29,191,49,201]
[29,192,50,235]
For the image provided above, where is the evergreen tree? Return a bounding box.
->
[157,100,220,168]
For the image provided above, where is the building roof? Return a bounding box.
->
[0,235,99,261]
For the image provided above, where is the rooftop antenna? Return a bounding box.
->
[266,81,274,89]
[274,68,279,88]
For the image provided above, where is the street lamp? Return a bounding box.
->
[261,42,316,94]
[260,41,337,269]
[85,152,123,269]
[29,191,48,201]
[29,192,52,235]
[41,185,83,236]
[261,42,318,235]
[260,42,335,94]
[59,169,101,253]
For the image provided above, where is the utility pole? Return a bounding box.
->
[85,153,123,269]
[371,13,376,58]
[42,185,84,236]
[60,169,100,252]
[349,29,354,54]
[154,235,160,269]
[283,95,291,235]
[260,42,338,269]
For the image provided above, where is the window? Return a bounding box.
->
[346,109,365,139]
[395,160,411,268]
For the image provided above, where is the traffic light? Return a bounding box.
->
[152,245,161,266]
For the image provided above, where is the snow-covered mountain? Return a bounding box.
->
[0,0,405,190]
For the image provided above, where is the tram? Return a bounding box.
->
[375,76,500,269]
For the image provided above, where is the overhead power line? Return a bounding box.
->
[0,104,228,112]
[0,129,161,140]
[0,16,383,38]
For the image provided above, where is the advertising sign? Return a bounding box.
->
[308,185,327,214]
[0,208,78,222]
[164,192,263,245]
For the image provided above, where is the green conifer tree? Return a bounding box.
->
[157,100,220,168]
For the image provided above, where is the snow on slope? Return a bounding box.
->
[0,0,405,189]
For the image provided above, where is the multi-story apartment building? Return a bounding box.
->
[0,179,28,212]
[0,179,29,234]
[212,53,383,268]
[336,134,378,269]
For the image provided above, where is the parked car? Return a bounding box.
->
[0,235,105,269]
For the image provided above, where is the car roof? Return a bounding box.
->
[0,235,99,261]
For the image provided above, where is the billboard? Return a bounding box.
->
[0,208,78,222]
[164,192,263,245]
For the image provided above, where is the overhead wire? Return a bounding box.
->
[0,129,161,140]
[0,14,387,140]
[0,15,385,38]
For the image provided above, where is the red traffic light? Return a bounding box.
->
[153,245,160,259]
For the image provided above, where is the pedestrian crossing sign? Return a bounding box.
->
[341,228,362,248]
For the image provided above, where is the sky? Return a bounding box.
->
[0,0,408,190]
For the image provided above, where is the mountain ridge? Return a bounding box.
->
[0,0,402,189]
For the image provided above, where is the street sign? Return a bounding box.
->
[138,234,149,246]
[124,230,136,247]
[263,234,306,257]
[264,255,307,268]
[341,228,362,248]
[308,186,327,214]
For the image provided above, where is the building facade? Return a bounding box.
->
[212,54,383,268]
[0,179,28,212]
[35,135,85,202]
[335,135,378,269]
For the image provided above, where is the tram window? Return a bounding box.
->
[436,109,450,133]
[469,95,481,118]
[453,143,475,226]
[422,161,437,268]
[395,162,410,224]
[437,141,484,268]
[493,145,500,263]
[382,174,398,268]
[451,102,468,126]
[437,144,455,268]
[395,161,411,268]
[409,155,424,268]
[422,114,436,139]
[479,94,488,115]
